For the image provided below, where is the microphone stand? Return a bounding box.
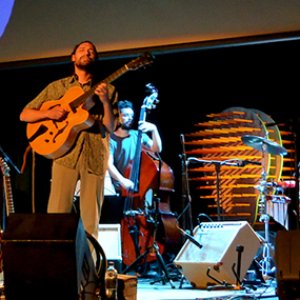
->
[187,157,261,221]
[178,134,194,234]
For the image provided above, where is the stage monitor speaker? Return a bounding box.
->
[276,230,300,300]
[98,224,122,272]
[1,213,98,300]
[174,221,261,288]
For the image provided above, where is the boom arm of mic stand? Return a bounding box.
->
[177,225,203,250]
[187,157,261,167]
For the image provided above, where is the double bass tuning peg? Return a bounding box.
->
[145,83,156,92]
[143,83,159,110]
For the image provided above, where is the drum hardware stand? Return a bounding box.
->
[257,148,276,280]
[122,154,175,289]
[257,169,275,280]
[241,134,289,281]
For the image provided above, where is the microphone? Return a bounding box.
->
[183,231,203,249]
[177,226,203,249]
[180,134,186,154]
[237,159,261,166]
[180,134,188,165]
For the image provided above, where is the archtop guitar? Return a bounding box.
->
[26,53,153,159]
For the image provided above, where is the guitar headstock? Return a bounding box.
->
[126,52,154,71]
[0,157,10,177]
[143,83,159,110]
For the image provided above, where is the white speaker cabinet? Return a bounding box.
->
[98,224,122,271]
[174,221,262,288]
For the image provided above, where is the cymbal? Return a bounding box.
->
[241,135,288,156]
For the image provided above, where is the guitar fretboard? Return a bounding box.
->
[0,158,15,215]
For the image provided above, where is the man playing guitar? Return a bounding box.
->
[19,41,118,240]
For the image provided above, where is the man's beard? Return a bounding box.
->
[120,122,133,130]
[76,56,96,72]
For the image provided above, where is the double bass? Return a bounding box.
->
[121,84,172,267]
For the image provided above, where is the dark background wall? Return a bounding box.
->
[1,38,300,227]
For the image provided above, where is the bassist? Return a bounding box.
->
[102,99,162,223]
[19,41,118,240]
[102,96,162,268]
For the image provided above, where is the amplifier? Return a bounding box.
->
[174,221,262,288]
[98,224,122,272]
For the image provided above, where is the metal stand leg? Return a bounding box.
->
[258,168,276,280]
[122,198,175,289]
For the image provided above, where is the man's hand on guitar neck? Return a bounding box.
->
[95,82,116,133]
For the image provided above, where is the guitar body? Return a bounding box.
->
[27,86,95,159]
[26,53,154,159]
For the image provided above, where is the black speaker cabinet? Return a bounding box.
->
[1,213,97,300]
[276,230,300,300]
[174,221,262,288]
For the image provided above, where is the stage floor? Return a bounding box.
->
[136,277,278,300]
[0,273,278,300]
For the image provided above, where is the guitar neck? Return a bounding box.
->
[73,65,129,108]
[102,64,129,84]
[0,158,15,215]
[3,176,14,215]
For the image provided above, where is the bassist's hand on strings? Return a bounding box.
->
[138,121,162,153]
[120,177,135,191]
[138,120,156,132]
